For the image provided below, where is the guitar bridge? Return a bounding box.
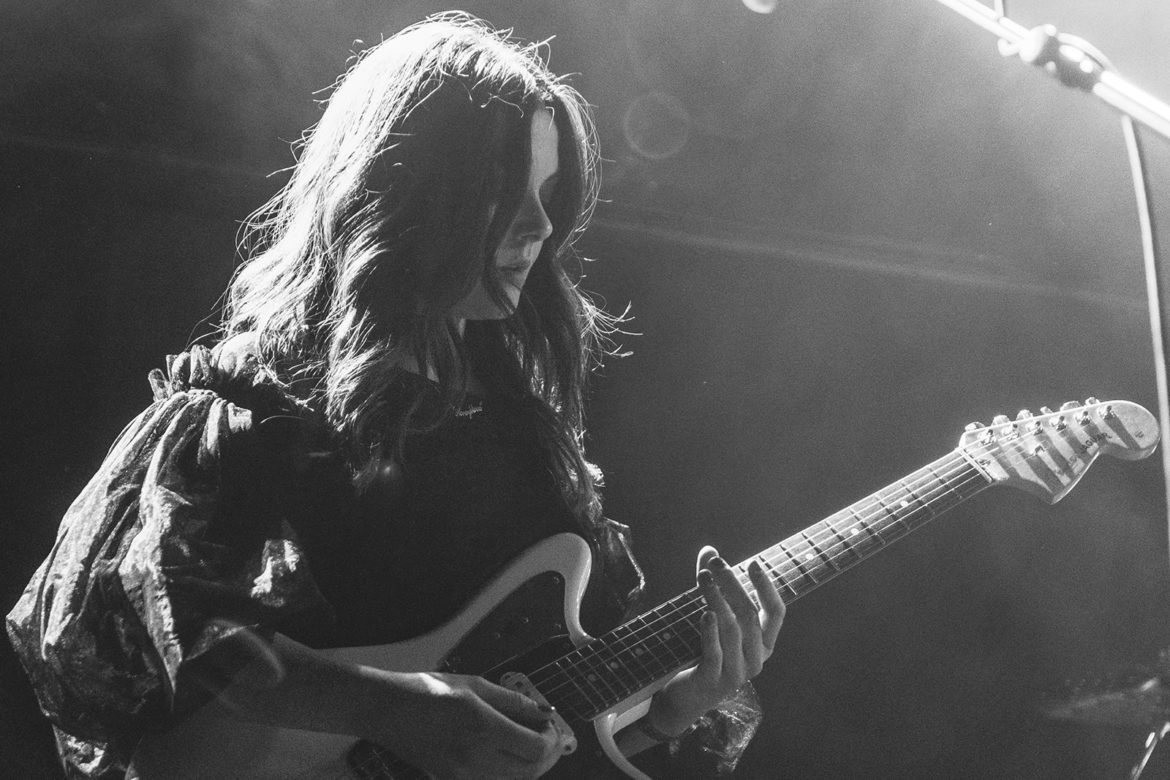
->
[499,671,578,755]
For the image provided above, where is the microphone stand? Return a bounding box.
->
[926,2,1170,777]
[930,0,1170,139]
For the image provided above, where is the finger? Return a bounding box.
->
[531,722,567,777]
[710,556,767,677]
[474,678,551,730]
[697,608,722,682]
[696,545,719,577]
[748,559,786,653]
[473,681,557,763]
[711,557,762,659]
[699,567,744,682]
[710,557,758,627]
[500,720,563,776]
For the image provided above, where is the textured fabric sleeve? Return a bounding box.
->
[655,683,764,778]
[5,350,332,778]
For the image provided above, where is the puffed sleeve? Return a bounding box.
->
[654,683,764,777]
[5,347,333,778]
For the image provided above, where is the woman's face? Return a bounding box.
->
[451,107,560,325]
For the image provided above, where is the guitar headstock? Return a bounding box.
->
[957,398,1159,503]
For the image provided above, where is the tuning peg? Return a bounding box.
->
[1016,409,1033,420]
[993,414,1011,426]
[1053,415,1068,431]
[964,422,983,431]
[1040,406,1054,415]
[1060,401,1079,411]
[1085,396,1100,405]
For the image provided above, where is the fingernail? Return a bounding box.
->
[711,556,727,569]
[698,569,713,585]
[538,703,556,713]
[748,560,762,574]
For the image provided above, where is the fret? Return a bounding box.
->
[802,528,842,572]
[594,623,643,697]
[871,490,916,544]
[825,516,864,564]
[549,656,600,719]
[872,491,908,537]
[667,603,703,661]
[926,461,975,512]
[645,603,689,669]
[576,643,625,704]
[621,613,683,693]
[555,449,1001,720]
[565,645,619,711]
[616,614,658,685]
[897,478,933,528]
[849,505,888,548]
[759,553,799,599]
[779,541,820,591]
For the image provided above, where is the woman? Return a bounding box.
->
[7,13,784,779]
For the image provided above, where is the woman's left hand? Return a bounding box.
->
[648,546,786,736]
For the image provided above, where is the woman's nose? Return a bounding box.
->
[517,195,553,243]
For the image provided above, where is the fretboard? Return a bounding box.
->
[530,449,992,722]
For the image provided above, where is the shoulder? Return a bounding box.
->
[139,335,325,471]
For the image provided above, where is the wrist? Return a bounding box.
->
[647,690,702,738]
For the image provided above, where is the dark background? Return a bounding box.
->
[4,0,1170,777]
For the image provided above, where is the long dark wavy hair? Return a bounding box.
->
[222,13,619,526]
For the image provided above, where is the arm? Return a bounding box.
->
[213,632,565,780]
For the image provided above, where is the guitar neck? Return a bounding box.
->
[540,449,993,721]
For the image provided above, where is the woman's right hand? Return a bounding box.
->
[366,670,567,779]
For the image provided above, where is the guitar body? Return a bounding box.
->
[130,533,656,780]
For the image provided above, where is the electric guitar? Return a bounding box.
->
[130,398,1159,779]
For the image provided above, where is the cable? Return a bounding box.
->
[1121,115,1170,564]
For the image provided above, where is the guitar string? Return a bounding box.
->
[535,431,1064,711]
[350,412,1114,774]
[565,418,1113,708]
[527,426,1094,713]
[344,452,998,778]
[531,452,993,713]
[526,450,993,713]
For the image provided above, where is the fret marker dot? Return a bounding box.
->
[663,631,672,640]
[588,674,598,682]
[804,553,815,562]
[900,500,910,508]
[850,528,860,536]
[608,661,620,670]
